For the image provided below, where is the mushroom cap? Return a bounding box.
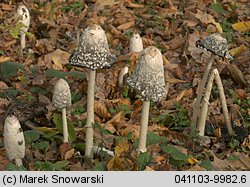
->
[52,78,71,109]
[196,33,233,61]
[69,24,116,70]
[3,115,25,161]
[127,46,166,102]
[129,33,143,53]
[17,5,30,32]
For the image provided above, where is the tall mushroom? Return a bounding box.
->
[17,5,30,50]
[4,115,25,167]
[52,78,72,143]
[127,46,166,152]
[69,24,116,158]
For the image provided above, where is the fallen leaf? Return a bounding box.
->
[0,56,11,63]
[232,21,250,32]
[107,156,133,171]
[114,141,130,157]
[188,157,199,165]
[94,101,111,119]
[60,143,71,160]
[64,148,75,160]
[117,21,135,30]
[229,45,247,57]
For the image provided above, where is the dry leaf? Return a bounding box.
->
[166,78,187,84]
[117,21,135,30]
[232,21,250,32]
[229,45,247,57]
[94,101,111,119]
[0,56,11,63]
[64,148,75,160]
[107,156,133,171]
[188,157,199,165]
[114,141,130,157]
[60,143,71,160]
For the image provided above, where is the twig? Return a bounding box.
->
[191,54,215,128]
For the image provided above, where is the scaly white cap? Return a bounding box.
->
[129,33,143,53]
[4,115,25,162]
[17,5,30,33]
[69,24,116,70]
[127,46,166,102]
[52,78,72,110]
[196,33,233,61]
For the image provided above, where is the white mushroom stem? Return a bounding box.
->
[191,54,215,128]
[15,159,23,167]
[213,69,233,136]
[62,108,69,143]
[92,146,114,157]
[197,70,215,136]
[85,70,96,158]
[138,100,150,153]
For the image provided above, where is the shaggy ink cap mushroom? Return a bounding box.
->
[69,24,116,70]
[196,33,233,61]
[52,78,71,110]
[4,115,25,162]
[130,33,143,53]
[17,5,30,31]
[127,46,166,102]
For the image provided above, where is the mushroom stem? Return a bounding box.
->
[138,100,150,153]
[15,158,23,167]
[62,108,69,143]
[197,70,215,136]
[20,32,26,50]
[85,70,96,158]
[213,69,233,136]
[191,54,215,128]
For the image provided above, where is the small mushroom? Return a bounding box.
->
[127,46,166,152]
[69,24,116,158]
[196,33,233,61]
[129,33,143,53]
[52,78,71,143]
[118,33,143,88]
[4,115,25,167]
[17,5,30,50]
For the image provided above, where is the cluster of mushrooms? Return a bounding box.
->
[3,5,234,167]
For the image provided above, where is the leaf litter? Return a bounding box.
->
[0,0,249,171]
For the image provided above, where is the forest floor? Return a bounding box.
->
[0,0,250,171]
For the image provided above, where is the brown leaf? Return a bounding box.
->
[0,56,11,63]
[64,148,75,160]
[114,141,130,157]
[126,3,144,9]
[107,156,133,171]
[0,81,8,89]
[94,101,111,119]
[166,78,187,84]
[119,124,140,141]
[235,89,246,100]
[117,21,135,30]
[44,49,70,70]
[60,143,71,160]
[227,64,248,87]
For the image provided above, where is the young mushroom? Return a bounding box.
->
[52,78,72,143]
[129,33,143,53]
[118,33,143,88]
[69,24,116,158]
[17,5,30,50]
[4,115,25,167]
[127,46,166,153]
